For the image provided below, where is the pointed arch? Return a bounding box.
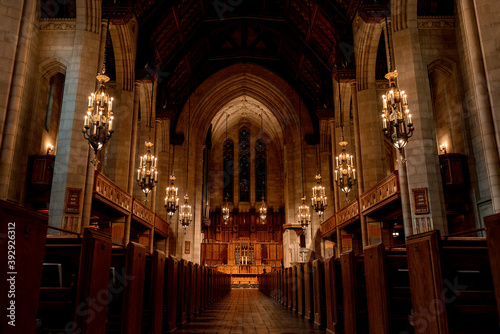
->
[223,139,234,202]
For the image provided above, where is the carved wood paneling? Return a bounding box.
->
[155,215,170,237]
[360,171,400,215]
[337,199,360,228]
[132,199,155,229]
[320,215,336,237]
[93,171,131,214]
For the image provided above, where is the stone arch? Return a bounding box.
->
[427,57,466,154]
[76,0,101,33]
[39,58,68,80]
[109,19,138,92]
[354,18,383,91]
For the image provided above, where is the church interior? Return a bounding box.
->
[1,0,500,333]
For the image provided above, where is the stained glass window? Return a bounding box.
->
[223,139,234,201]
[255,140,266,201]
[239,127,250,202]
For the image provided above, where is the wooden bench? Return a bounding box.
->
[0,201,48,334]
[162,255,178,333]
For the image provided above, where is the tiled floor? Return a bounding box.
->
[178,289,323,333]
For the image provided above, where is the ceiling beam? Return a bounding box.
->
[172,7,184,43]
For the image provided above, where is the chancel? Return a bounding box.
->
[1,0,500,333]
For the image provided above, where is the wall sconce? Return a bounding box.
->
[46,144,54,155]
[439,143,447,155]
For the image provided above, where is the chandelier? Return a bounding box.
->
[381,26,413,159]
[258,113,267,224]
[165,174,179,219]
[335,83,356,201]
[311,145,327,221]
[381,71,414,154]
[137,79,158,201]
[298,197,311,230]
[222,113,231,224]
[297,95,310,230]
[180,195,192,232]
[222,197,230,223]
[180,93,193,232]
[83,20,114,166]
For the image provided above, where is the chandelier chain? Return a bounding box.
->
[186,93,191,194]
[102,18,110,75]
[339,82,344,141]
[148,79,154,142]
[171,144,175,176]
[299,94,304,198]
[385,19,393,73]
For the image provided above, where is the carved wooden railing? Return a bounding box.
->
[336,199,360,228]
[93,171,131,214]
[154,215,170,237]
[320,215,336,238]
[360,170,400,215]
[132,199,155,229]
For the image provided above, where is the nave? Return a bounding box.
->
[178,289,322,334]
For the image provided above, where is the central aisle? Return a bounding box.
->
[178,288,323,334]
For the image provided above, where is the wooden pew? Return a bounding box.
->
[121,242,146,334]
[340,251,369,334]
[176,259,187,327]
[162,255,178,333]
[194,263,201,316]
[105,246,127,333]
[485,213,500,322]
[324,257,338,334]
[406,231,449,333]
[74,229,113,334]
[186,262,195,322]
[304,262,314,322]
[0,201,48,334]
[292,265,298,313]
[364,243,389,334]
[312,259,326,329]
[440,236,498,332]
[297,264,305,317]
[364,245,413,333]
[145,250,165,334]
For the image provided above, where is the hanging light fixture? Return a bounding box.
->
[83,19,114,166]
[311,144,327,222]
[381,26,414,159]
[179,94,193,232]
[165,145,179,220]
[222,112,231,224]
[297,94,311,231]
[137,79,158,202]
[335,83,357,202]
[258,113,267,224]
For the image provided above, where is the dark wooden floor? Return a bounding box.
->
[178,289,323,333]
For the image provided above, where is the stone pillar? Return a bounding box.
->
[391,3,448,234]
[124,82,141,245]
[350,82,368,248]
[457,0,500,214]
[0,1,24,152]
[0,0,37,200]
[48,13,103,231]
[329,118,341,258]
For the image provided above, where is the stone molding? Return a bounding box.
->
[417,17,455,29]
[40,19,76,31]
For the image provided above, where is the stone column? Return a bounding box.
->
[48,15,102,231]
[0,0,37,200]
[391,4,448,234]
[0,1,25,152]
[457,0,500,214]
[350,82,368,247]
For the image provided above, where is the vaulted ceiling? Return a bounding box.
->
[104,0,390,121]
